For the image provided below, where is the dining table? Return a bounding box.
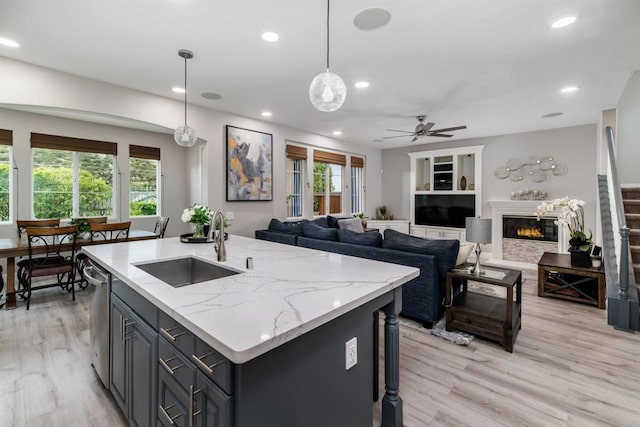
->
[0,229,158,310]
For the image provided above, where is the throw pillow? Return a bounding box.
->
[302,221,339,241]
[268,218,305,236]
[337,217,364,233]
[338,229,382,247]
[457,243,475,266]
[327,215,340,228]
[382,229,459,277]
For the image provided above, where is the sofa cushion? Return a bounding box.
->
[302,221,338,241]
[382,229,459,278]
[338,229,382,247]
[268,218,305,236]
[457,243,475,266]
[326,215,340,228]
[311,217,329,228]
[337,217,364,233]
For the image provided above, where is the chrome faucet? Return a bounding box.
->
[210,211,226,262]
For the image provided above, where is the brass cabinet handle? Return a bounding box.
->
[123,319,135,341]
[159,356,184,375]
[119,315,124,343]
[160,326,187,342]
[159,404,182,426]
[189,385,201,427]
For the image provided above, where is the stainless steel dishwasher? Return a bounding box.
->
[83,261,111,388]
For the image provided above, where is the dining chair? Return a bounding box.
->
[16,219,62,299]
[75,221,131,288]
[22,224,79,310]
[153,216,170,238]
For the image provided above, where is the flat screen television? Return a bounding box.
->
[415,194,475,228]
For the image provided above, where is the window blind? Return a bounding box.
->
[314,149,346,166]
[30,132,117,155]
[286,144,307,160]
[129,144,161,160]
[0,129,12,146]
[351,156,364,168]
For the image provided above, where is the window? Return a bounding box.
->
[285,144,307,218]
[313,149,346,215]
[0,129,13,222]
[129,145,160,217]
[31,133,117,219]
[351,156,365,214]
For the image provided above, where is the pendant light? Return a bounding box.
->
[174,49,197,147]
[309,0,346,112]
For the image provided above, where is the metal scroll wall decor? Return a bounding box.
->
[494,156,568,183]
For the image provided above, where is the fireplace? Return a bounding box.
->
[503,216,558,242]
[489,200,568,265]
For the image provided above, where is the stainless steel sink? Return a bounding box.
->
[135,257,240,288]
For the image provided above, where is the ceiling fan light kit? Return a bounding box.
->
[309,0,346,112]
[174,49,198,147]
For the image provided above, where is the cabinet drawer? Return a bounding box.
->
[193,338,233,395]
[111,278,158,329]
[159,310,195,358]
[158,368,190,427]
[159,337,196,393]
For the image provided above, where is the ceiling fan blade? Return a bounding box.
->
[385,129,415,133]
[428,133,453,138]
[411,136,418,143]
[428,125,467,133]
[424,122,435,131]
[382,134,414,139]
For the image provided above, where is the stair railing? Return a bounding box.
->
[603,126,638,331]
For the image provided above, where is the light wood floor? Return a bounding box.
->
[2,268,640,427]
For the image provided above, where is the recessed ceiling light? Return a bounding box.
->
[560,86,579,94]
[354,81,370,89]
[172,87,186,94]
[542,112,563,118]
[333,130,342,136]
[0,37,19,48]
[262,32,279,42]
[354,8,392,30]
[261,111,272,117]
[551,15,577,29]
[201,92,222,100]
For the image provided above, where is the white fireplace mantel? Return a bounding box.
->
[489,200,568,260]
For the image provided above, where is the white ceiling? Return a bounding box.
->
[1,0,639,148]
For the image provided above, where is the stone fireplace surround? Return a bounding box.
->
[489,200,568,262]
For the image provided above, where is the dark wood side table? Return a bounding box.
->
[537,252,606,308]
[445,265,522,352]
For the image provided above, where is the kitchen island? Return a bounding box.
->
[83,235,419,427]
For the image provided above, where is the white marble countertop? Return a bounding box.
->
[83,235,419,364]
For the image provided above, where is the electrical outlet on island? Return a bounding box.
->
[345,337,357,370]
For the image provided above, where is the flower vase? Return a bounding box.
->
[569,249,591,268]
[192,223,205,238]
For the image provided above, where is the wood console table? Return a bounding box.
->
[1,229,158,310]
[537,252,605,308]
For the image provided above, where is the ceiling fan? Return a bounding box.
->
[383,115,467,142]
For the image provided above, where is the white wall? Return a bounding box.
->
[0,108,190,238]
[617,70,640,184]
[0,57,382,238]
[381,124,598,236]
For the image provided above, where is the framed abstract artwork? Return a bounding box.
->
[226,125,273,201]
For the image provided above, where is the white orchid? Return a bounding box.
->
[536,197,591,252]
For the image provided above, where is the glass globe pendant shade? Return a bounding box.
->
[309,70,347,112]
[174,125,197,147]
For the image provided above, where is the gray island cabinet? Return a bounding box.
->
[84,235,418,427]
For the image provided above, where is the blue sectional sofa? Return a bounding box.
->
[255,218,460,328]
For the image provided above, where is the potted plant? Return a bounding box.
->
[377,205,388,220]
[353,212,367,229]
[181,203,213,238]
[536,197,592,267]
